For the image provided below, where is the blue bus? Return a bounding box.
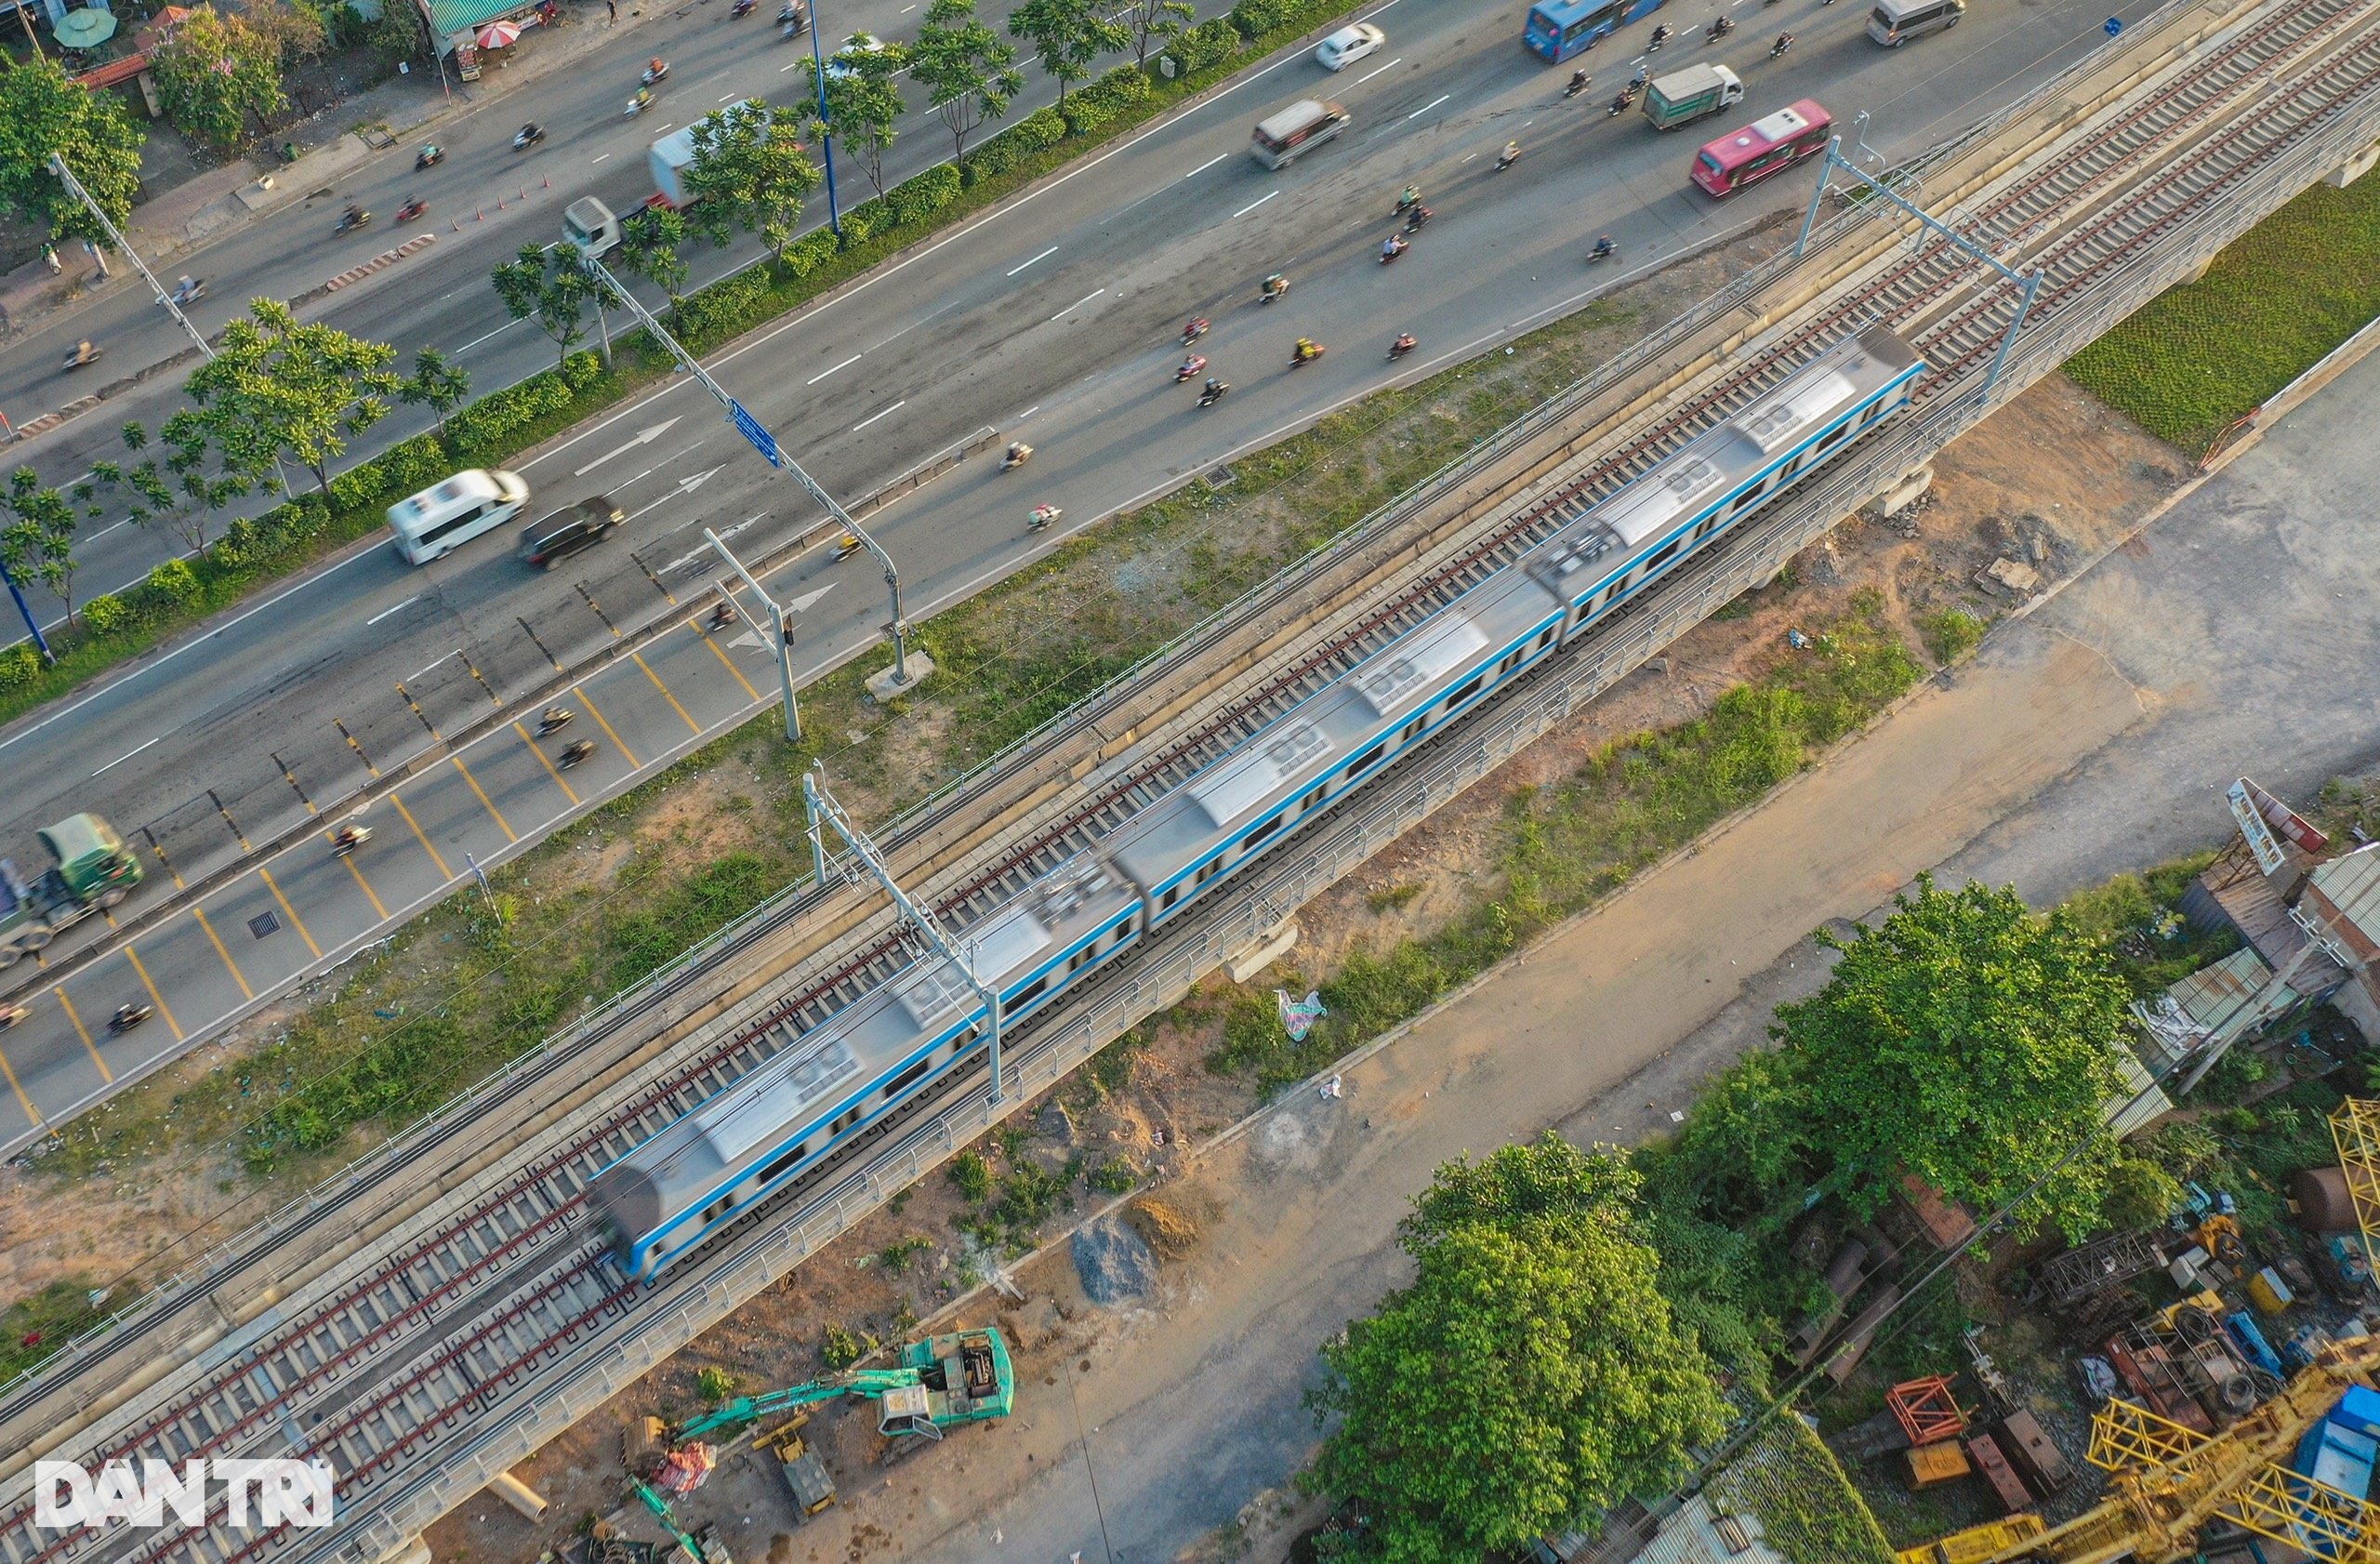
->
[1524,0,1665,61]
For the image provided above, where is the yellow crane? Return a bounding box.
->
[2330,1098,2380,1253]
[1949,1336,2380,1563]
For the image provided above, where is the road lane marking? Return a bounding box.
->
[807,352,863,385]
[254,869,322,960]
[1051,288,1104,321]
[575,685,641,767]
[853,400,905,431]
[1011,404,1040,422]
[1182,152,1230,179]
[92,736,162,777]
[575,417,685,476]
[1007,245,1059,276]
[1233,191,1278,218]
[633,651,702,734]
[0,1040,40,1127]
[699,625,763,699]
[1408,93,1449,119]
[125,945,185,1039]
[514,721,582,805]
[340,851,390,921]
[191,907,254,1001]
[456,316,525,354]
[390,794,452,880]
[55,989,106,1082]
[449,754,518,842]
[1356,56,1402,82]
[592,152,612,163]
[364,595,419,628]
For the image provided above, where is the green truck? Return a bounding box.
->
[1642,62,1744,131]
[0,815,145,967]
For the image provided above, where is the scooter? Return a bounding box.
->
[514,124,547,151]
[627,89,653,117]
[416,144,444,170]
[1260,276,1289,305]
[1769,32,1792,55]
[1388,334,1417,360]
[1496,142,1521,170]
[395,196,428,223]
[1394,186,1421,216]
[1181,317,1210,346]
[707,599,738,630]
[832,531,865,562]
[777,4,807,36]
[731,0,758,17]
[1564,70,1592,97]
[63,341,102,371]
[1174,354,1207,382]
[1380,235,1408,264]
[1607,88,1637,116]
[537,707,575,736]
[334,207,372,234]
[1197,381,1230,406]
[108,1003,152,1034]
[1403,205,1432,233]
[169,278,205,306]
[558,739,598,770]
[1289,344,1325,369]
[1647,22,1671,49]
[1001,442,1033,471]
[1589,238,1617,264]
[0,1004,27,1032]
[331,825,373,856]
[642,60,670,85]
[1706,17,1734,40]
[1028,504,1063,532]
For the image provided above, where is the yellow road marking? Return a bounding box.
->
[125,946,184,1040]
[341,851,389,920]
[391,794,452,880]
[257,868,323,960]
[513,721,580,805]
[55,988,107,1081]
[633,651,701,735]
[0,1041,40,1127]
[699,627,762,701]
[192,907,254,1001]
[449,754,517,842]
[575,686,640,768]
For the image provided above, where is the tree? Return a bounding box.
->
[806,42,908,198]
[0,60,147,252]
[1309,1141,1729,1562]
[1007,0,1125,99]
[682,99,823,267]
[1116,0,1193,70]
[615,206,692,328]
[909,0,1025,174]
[491,245,615,370]
[244,0,327,66]
[151,7,287,151]
[0,468,110,628]
[117,415,250,556]
[181,299,400,503]
[1775,873,2135,1244]
[397,349,472,440]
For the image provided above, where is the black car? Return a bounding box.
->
[521,496,624,569]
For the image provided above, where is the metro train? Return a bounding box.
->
[589,325,1925,1283]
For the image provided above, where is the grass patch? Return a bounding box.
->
[0,1279,112,1384]
[1207,591,1924,1093]
[2066,170,2380,453]
[1919,607,1986,666]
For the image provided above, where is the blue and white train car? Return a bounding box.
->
[591,325,1923,1283]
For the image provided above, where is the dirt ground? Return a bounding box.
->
[411,375,2190,1564]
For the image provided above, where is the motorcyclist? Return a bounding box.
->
[1397,184,1421,209]
[333,823,368,851]
[1262,272,1288,298]
[1391,332,1417,356]
[173,275,198,299]
[1708,14,1734,35]
[1591,234,1615,258]
[1382,234,1407,259]
[519,122,544,144]
[1772,30,1793,51]
[1568,67,1590,92]
[1293,337,1321,363]
[1003,440,1033,467]
[1404,204,1433,230]
[1499,139,1521,166]
[71,339,97,364]
[1183,316,1210,341]
[1202,376,1224,398]
[1650,21,1672,43]
[649,56,668,76]
[630,86,653,113]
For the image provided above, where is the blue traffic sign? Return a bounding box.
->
[2103,14,2122,33]
[729,398,783,469]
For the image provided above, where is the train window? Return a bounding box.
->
[1245,813,1284,849]
[1012,976,1049,1008]
[1730,484,1765,513]
[1161,885,1180,910]
[759,1141,811,1185]
[1402,716,1427,744]
[1069,946,1092,973]
[1445,675,1484,709]
[1498,649,1522,677]
[1347,742,1386,777]
[1300,782,1328,813]
[1196,858,1223,886]
[704,1196,733,1224]
[833,1107,863,1134]
[1646,539,1683,572]
[882,1058,932,1100]
[1816,420,1851,451]
[1693,516,1722,541]
[1535,628,1555,651]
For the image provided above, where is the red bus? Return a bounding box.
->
[1691,99,1832,196]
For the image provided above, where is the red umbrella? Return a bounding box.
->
[476,18,522,46]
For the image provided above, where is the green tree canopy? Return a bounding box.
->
[805,38,909,198]
[1776,873,2134,1242]
[490,245,616,369]
[910,0,1025,171]
[1006,0,1125,99]
[1310,1137,1729,1562]
[151,7,288,151]
[0,60,147,250]
[118,415,251,556]
[181,299,400,501]
[1116,0,1193,69]
[1,467,110,627]
[615,206,692,327]
[682,99,823,266]
[397,348,472,438]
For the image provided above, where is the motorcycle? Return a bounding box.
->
[416,144,444,170]
[1260,275,1289,305]
[1394,186,1421,215]
[778,3,807,36]
[1706,17,1734,40]
[1403,205,1432,233]
[1647,21,1671,49]
[707,599,738,630]
[642,59,670,85]
[331,825,372,856]
[335,207,372,234]
[537,706,575,736]
[168,278,205,306]
[108,1002,152,1034]
[1564,70,1592,97]
[1001,441,1033,471]
[1028,504,1063,532]
[395,197,428,223]
[1495,141,1521,170]
[1181,317,1210,346]
[1770,32,1792,54]
[514,124,547,151]
[1388,334,1417,360]
[628,89,654,117]
[1197,381,1230,406]
[1590,238,1618,264]
[832,531,865,563]
[0,1004,27,1032]
[63,341,102,371]
[1379,235,1408,264]
[1607,89,1637,116]
[558,739,598,770]
[731,0,758,17]
[1174,354,1207,383]
[1289,343,1325,369]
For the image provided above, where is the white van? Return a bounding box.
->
[1866,0,1963,44]
[388,470,531,565]
[1251,99,1350,169]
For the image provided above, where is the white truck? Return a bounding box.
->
[649,126,702,210]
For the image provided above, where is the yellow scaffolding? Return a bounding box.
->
[2330,1098,2380,1254]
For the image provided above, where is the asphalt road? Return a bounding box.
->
[0,0,2138,1140]
[876,312,2380,1564]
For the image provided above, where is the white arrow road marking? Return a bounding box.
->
[628,466,725,524]
[786,582,836,612]
[575,417,683,477]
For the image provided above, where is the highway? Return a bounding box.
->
[0,0,2135,1142]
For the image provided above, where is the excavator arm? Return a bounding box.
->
[673,1369,924,1443]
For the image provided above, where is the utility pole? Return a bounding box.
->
[804,764,1003,1101]
[579,250,923,687]
[807,0,842,239]
[705,527,800,742]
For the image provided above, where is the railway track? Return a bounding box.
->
[7,3,2379,1561]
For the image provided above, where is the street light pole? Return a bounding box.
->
[704,527,800,742]
[807,1,842,240]
[581,251,919,685]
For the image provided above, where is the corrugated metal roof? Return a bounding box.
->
[427,0,535,45]
[2174,946,2289,1029]
[2311,844,2380,944]
[2106,1046,2174,1140]
[1634,1496,1789,1564]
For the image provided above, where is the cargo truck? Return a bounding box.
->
[650,126,702,210]
[0,814,145,966]
[1642,62,1743,130]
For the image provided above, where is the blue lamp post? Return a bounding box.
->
[807,3,842,239]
